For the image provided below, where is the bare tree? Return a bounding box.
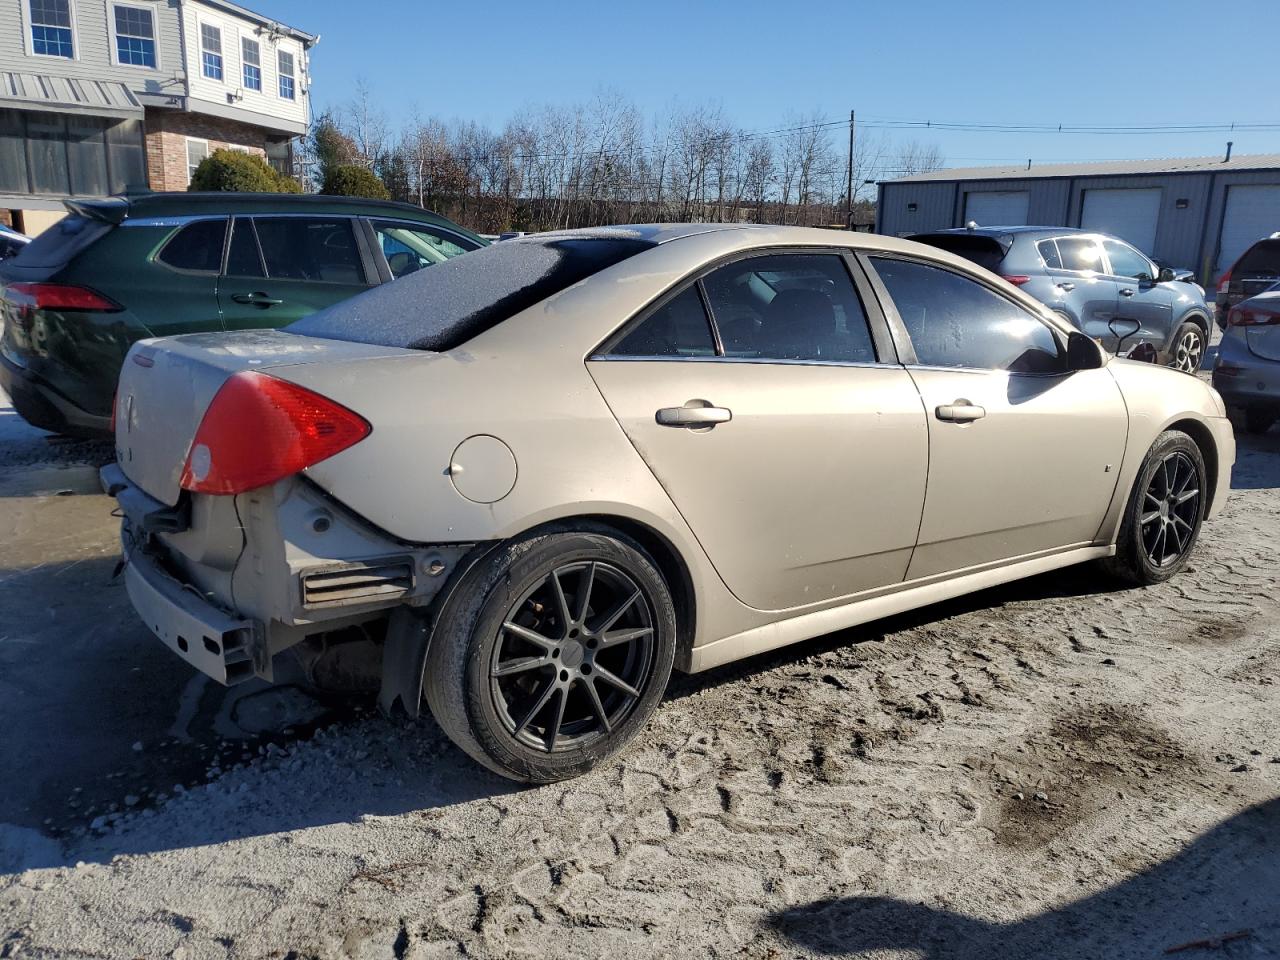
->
[893,139,945,177]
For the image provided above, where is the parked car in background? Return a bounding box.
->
[1213,281,1280,434]
[911,226,1212,373]
[0,193,485,438]
[0,224,30,261]
[102,224,1232,782]
[1216,233,1280,330]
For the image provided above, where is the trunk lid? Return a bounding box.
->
[1241,291,1280,363]
[116,329,413,505]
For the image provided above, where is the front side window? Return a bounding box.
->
[278,50,295,100]
[1102,239,1155,280]
[156,219,227,273]
[871,257,1063,373]
[185,138,208,184]
[113,4,155,67]
[253,217,364,284]
[241,37,261,90]
[610,287,716,358]
[200,23,222,80]
[30,0,74,58]
[1055,236,1106,274]
[702,253,877,363]
[372,221,478,278]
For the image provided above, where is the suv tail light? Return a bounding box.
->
[180,371,370,495]
[1227,306,1280,327]
[1001,275,1031,286]
[1216,266,1232,295]
[6,282,122,312]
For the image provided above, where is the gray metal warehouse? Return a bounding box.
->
[876,153,1280,284]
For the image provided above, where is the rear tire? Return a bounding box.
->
[423,525,677,783]
[1099,430,1206,585]
[1169,321,1206,374]
[1244,408,1277,435]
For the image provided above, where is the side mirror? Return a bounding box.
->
[1157,266,1176,283]
[1066,331,1103,370]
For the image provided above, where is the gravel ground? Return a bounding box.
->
[1,385,1278,959]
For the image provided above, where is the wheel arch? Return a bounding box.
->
[377,513,701,719]
[1166,416,1220,516]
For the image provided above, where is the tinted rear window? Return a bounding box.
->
[0,214,111,272]
[909,234,1006,272]
[1236,239,1280,276]
[288,236,654,350]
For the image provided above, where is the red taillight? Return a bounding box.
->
[1001,275,1031,286]
[180,371,370,495]
[1227,307,1280,327]
[7,282,122,312]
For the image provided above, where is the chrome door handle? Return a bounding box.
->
[935,400,986,423]
[232,292,283,306]
[655,403,733,428]
[1056,281,1076,291]
[1119,288,1135,297]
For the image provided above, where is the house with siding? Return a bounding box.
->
[876,154,1280,284]
[0,0,316,234]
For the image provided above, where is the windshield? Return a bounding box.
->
[288,235,654,350]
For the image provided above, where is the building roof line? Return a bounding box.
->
[190,0,318,45]
[886,153,1280,183]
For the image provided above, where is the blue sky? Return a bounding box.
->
[254,0,1280,169]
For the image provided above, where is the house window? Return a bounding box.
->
[241,37,261,91]
[186,138,209,184]
[29,0,75,58]
[113,4,156,68]
[200,23,223,80]
[278,50,295,100]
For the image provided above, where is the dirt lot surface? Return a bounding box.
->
[2,383,1278,959]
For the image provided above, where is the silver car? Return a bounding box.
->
[1213,281,1280,434]
[102,224,1234,782]
[912,226,1213,372]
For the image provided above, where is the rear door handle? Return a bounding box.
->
[655,403,733,428]
[935,400,986,423]
[232,292,283,307]
[1119,288,1135,297]
[1056,281,1076,291]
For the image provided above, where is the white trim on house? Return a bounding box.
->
[23,0,83,62]
[196,17,225,82]
[185,136,209,184]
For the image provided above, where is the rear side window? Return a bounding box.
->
[254,217,365,284]
[289,236,654,350]
[611,287,716,357]
[871,257,1063,373]
[1055,237,1106,273]
[156,218,227,273]
[1037,239,1062,269]
[702,253,876,363]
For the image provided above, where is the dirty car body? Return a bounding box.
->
[105,224,1235,781]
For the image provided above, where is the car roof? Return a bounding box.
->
[511,222,950,256]
[922,225,1089,239]
[70,191,478,237]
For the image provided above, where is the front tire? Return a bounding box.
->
[423,526,677,782]
[1169,321,1206,374]
[1100,430,1206,585]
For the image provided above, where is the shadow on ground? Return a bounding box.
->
[767,798,1279,958]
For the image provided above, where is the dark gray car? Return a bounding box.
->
[1212,281,1280,434]
[912,226,1212,373]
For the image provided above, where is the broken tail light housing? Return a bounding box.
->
[180,371,370,495]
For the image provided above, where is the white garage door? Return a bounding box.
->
[964,191,1029,227]
[1218,184,1280,273]
[1081,188,1162,254]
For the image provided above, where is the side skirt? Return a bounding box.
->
[687,543,1113,672]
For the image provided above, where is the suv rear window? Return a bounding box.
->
[289,236,655,351]
[0,214,111,272]
[909,234,1007,272]
[1235,239,1280,277]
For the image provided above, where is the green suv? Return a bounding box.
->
[0,192,485,437]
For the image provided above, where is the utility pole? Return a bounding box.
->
[845,109,856,230]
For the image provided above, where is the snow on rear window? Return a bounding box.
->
[287,236,654,350]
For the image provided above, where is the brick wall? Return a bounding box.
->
[144,109,274,191]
